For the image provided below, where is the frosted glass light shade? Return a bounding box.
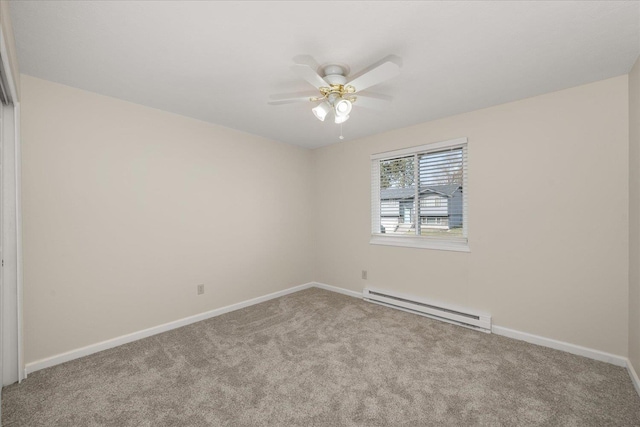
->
[312,102,332,121]
[334,99,352,117]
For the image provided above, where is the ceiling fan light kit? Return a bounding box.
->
[311,68,356,124]
[269,57,401,135]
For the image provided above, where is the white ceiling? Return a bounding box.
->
[9,1,640,149]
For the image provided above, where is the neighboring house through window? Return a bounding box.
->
[370,137,469,251]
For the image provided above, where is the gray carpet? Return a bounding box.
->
[2,288,640,426]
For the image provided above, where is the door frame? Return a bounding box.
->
[0,19,23,389]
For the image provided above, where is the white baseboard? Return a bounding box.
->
[312,282,362,299]
[25,282,317,375]
[627,358,640,397]
[492,325,627,367]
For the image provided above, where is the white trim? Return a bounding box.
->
[14,103,22,382]
[371,137,468,160]
[492,325,627,367]
[0,19,22,385]
[0,86,3,413]
[627,359,640,397]
[1,102,18,386]
[370,235,470,252]
[312,282,362,299]
[25,282,316,374]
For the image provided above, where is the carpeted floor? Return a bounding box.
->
[3,288,640,426]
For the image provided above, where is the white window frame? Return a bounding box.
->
[370,137,469,252]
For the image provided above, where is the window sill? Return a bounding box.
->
[369,235,470,252]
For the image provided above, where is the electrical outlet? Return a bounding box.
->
[362,270,367,280]
[197,284,205,295]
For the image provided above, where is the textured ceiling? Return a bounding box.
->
[9,1,640,148]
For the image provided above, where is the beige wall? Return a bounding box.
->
[313,76,630,356]
[21,72,633,364]
[21,75,313,364]
[630,57,640,372]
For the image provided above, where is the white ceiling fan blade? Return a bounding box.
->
[290,64,328,90]
[268,91,317,106]
[347,60,401,92]
[353,94,394,110]
[291,54,321,71]
[267,98,310,106]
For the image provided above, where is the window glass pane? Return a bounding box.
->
[417,148,463,238]
[379,156,415,235]
[380,156,415,189]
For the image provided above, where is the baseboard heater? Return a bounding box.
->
[363,287,492,333]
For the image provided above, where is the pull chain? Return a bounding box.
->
[339,123,344,140]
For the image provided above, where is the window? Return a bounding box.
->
[370,137,468,251]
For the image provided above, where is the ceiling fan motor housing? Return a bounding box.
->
[322,64,348,86]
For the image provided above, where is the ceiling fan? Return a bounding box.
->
[268,56,402,125]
